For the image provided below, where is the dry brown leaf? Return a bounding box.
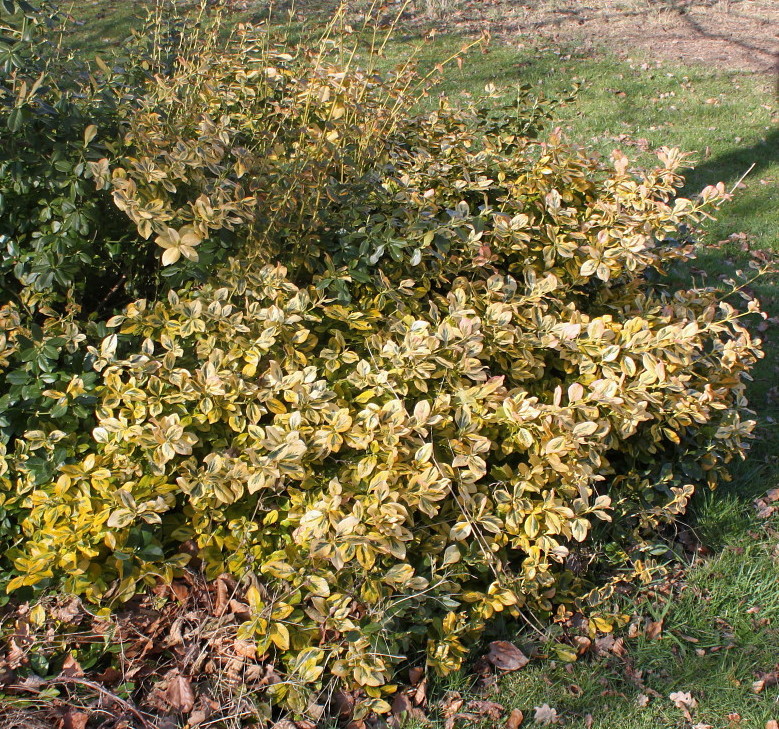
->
[214,575,230,616]
[50,598,81,624]
[306,703,325,722]
[636,693,650,707]
[166,672,195,713]
[753,671,779,693]
[669,691,697,721]
[60,654,83,677]
[594,634,615,655]
[669,691,697,710]
[228,599,250,620]
[390,692,427,728]
[189,710,208,727]
[62,710,89,729]
[486,641,529,671]
[163,617,185,648]
[333,690,356,717]
[533,704,559,725]
[467,699,504,720]
[409,666,425,685]
[233,639,257,659]
[413,678,428,706]
[169,581,189,603]
[584,715,594,729]
[573,636,592,655]
[94,666,122,685]
[391,693,413,717]
[506,708,524,729]
[646,620,663,640]
[441,692,464,729]
[611,637,627,657]
[6,638,27,669]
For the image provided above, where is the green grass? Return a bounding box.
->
[54,3,779,726]
[376,37,779,250]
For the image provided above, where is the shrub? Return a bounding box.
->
[0,0,766,720]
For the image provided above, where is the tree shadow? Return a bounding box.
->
[683,126,779,194]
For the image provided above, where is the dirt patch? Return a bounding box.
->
[418,0,779,75]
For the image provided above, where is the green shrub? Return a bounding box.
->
[0,0,766,719]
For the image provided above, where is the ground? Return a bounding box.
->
[415,0,778,75]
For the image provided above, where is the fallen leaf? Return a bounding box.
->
[61,654,84,677]
[306,702,325,721]
[766,721,778,729]
[391,693,413,717]
[334,690,356,717]
[467,699,504,720]
[669,691,697,709]
[413,678,428,706]
[533,704,559,725]
[166,672,195,713]
[670,691,697,721]
[636,693,650,707]
[584,715,593,729]
[753,672,778,693]
[214,576,230,615]
[50,598,81,624]
[189,710,207,727]
[507,708,524,729]
[62,710,89,729]
[646,620,663,640]
[161,580,189,603]
[229,599,250,620]
[487,641,530,671]
[692,724,712,729]
[272,721,297,729]
[573,636,592,655]
[594,634,615,654]
[441,692,464,729]
[389,692,427,728]
[409,666,425,685]
[233,639,257,659]
[611,637,627,657]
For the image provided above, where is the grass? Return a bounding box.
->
[56,2,779,254]
[49,2,779,727]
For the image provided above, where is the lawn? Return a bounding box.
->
[28,1,779,727]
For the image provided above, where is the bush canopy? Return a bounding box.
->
[0,0,765,719]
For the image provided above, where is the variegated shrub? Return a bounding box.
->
[0,0,765,717]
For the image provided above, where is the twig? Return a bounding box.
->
[9,676,154,729]
[728,162,756,196]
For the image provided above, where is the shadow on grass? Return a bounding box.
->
[684,127,779,192]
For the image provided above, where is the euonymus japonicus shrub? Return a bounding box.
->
[0,0,765,718]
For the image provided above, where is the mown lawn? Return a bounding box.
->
[55,3,779,727]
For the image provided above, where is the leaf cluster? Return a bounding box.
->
[0,0,766,717]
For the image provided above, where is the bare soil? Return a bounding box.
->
[419,0,779,76]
